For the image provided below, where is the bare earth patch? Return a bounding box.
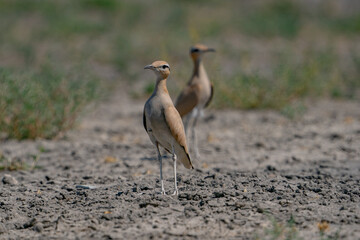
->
[1,89,359,239]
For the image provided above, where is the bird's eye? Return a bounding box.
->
[162,65,168,69]
[191,48,200,53]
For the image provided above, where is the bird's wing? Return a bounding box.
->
[143,109,147,131]
[164,106,193,169]
[204,83,214,108]
[164,106,187,148]
[175,84,200,117]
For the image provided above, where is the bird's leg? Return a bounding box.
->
[192,111,200,158]
[186,109,197,152]
[183,113,191,135]
[156,144,166,195]
[172,145,178,195]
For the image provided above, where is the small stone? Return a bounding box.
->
[104,156,117,163]
[266,186,276,192]
[139,202,159,208]
[75,185,97,189]
[208,200,222,207]
[329,133,342,140]
[257,207,264,213]
[101,214,112,221]
[266,165,276,171]
[0,222,7,233]
[33,223,43,232]
[2,174,18,185]
[213,191,225,198]
[23,218,37,229]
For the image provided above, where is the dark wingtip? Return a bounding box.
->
[183,148,193,169]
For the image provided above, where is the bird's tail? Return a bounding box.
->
[176,145,193,169]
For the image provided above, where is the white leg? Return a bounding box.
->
[186,109,197,153]
[172,145,178,195]
[156,144,166,195]
[192,111,200,158]
[183,113,192,134]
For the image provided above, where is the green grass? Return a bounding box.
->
[255,215,340,240]
[211,48,355,111]
[0,65,101,139]
[0,152,40,171]
[0,0,359,138]
[318,10,360,35]
[257,215,302,240]
[238,0,301,38]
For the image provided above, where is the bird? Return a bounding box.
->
[175,44,215,158]
[143,60,194,195]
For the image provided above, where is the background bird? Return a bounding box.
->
[175,44,215,158]
[143,60,193,195]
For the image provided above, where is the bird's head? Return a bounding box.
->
[144,60,171,79]
[190,44,215,61]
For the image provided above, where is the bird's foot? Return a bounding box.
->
[161,189,167,195]
[194,150,200,159]
[172,189,178,195]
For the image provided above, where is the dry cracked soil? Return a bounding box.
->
[0,88,359,240]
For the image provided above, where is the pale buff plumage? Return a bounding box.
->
[175,44,215,158]
[143,60,193,195]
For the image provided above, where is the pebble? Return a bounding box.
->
[23,218,37,229]
[75,185,97,189]
[0,223,7,233]
[2,174,18,185]
[33,223,43,232]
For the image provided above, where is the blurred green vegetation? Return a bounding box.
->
[239,0,301,38]
[213,48,357,110]
[255,215,302,240]
[0,65,100,139]
[255,214,340,240]
[0,0,359,138]
[0,152,40,171]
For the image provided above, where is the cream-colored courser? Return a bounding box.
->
[143,60,193,195]
[175,44,215,158]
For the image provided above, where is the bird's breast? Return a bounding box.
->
[195,78,212,107]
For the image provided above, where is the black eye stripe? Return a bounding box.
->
[162,65,169,70]
[191,48,200,53]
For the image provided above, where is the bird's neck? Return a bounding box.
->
[154,78,169,95]
[192,58,205,77]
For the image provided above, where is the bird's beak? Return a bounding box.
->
[144,64,154,70]
[206,48,216,52]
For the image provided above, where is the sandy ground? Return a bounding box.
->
[0,88,359,240]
